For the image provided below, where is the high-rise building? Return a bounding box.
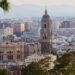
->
[40,9,52,54]
[13,22,25,33]
[25,21,32,32]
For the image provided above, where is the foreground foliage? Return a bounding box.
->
[0,68,9,75]
[21,51,75,75]
[21,62,46,75]
[50,51,75,75]
[0,0,9,12]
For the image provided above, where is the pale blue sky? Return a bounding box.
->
[9,0,75,6]
[0,0,75,18]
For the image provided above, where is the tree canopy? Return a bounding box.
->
[21,56,55,75]
[50,51,75,75]
[0,0,9,12]
[0,68,10,75]
[21,62,45,75]
[21,51,75,75]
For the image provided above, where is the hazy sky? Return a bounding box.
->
[0,0,75,18]
[9,0,75,6]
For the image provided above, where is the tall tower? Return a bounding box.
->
[40,9,52,54]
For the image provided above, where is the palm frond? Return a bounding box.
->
[0,0,10,12]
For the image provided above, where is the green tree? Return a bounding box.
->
[39,57,52,70]
[0,0,9,12]
[21,62,47,75]
[49,51,75,75]
[0,68,10,75]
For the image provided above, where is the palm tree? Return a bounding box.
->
[0,0,9,12]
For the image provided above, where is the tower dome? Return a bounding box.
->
[42,9,51,22]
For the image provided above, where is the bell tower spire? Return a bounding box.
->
[45,9,47,15]
[40,10,52,54]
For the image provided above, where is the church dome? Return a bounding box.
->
[43,10,50,18]
[42,9,51,21]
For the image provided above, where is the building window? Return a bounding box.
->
[7,51,13,54]
[17,51,21,60]
[0,51,3,61]
[17,51,20,53]
[43,35,47,39]
[0,55,3,61]
[7,51,13,61]
[44,24,46,28]
[17,55,20,60]
[44,36,47,39]
[0,51,3,54]
[7,55,13,61]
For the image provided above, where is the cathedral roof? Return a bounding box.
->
[42,9,50,18]
[42,9,51,21]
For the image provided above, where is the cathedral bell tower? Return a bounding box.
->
[40,9,52,54]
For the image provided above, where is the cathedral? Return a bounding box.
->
[40,9,52,54]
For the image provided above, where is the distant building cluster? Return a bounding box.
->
[57,19,75,36]
[0,19,34,38]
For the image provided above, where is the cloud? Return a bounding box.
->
[9,0,75,6]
